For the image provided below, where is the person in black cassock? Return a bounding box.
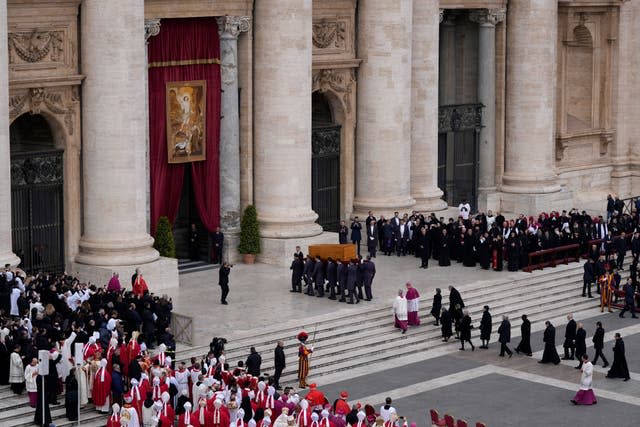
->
[430,288,442,326]
[219,262,231,305]
[506,236,520,272]
[498,315,513,357]
[64,369,78,421]
[515,314,532,356]
[462,229,476,267]
[34,372,52,427]
[574,323,587,370]
[439,229,451,266]
[458,310,475,351]
[448,285,465,309]
[273,340,286,390]
[479,305,492,349]
[477,233,490,270]
[539,321,560,365]
[606,333,630,381]
[440,308,453,342]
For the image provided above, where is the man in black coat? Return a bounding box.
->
[562,314,576,360]
[346,260,359,304]
[312,256,325,297]
[362,256,376,301]
[289,254,304,293]
[619,279,638,318]
[350,217,362,256]
[539,321,560,364]
[366,221,378,258]
[448,285,465,310]
[583,259,595,298]
[245,346,262,377]
[498,315,513,357]
[211,227,224,264]
[395,219,410,256]
[591,321,608,367]
[338,221,349,244]
[337,261,347,302]
[574,323,587,369]
[303,257,315,296]
[218,262,231,305]
[479,305,492,349]
[273,341,285,390]
[326,258,338,300]
[606,333,630,381]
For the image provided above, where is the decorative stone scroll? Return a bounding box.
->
[312,68,355,114]
[469,8,507,27]
[216,16,251,39]
[312,20,346,49]
[8,30,64,64]
[145,19,161,41]
[9,87,77,136]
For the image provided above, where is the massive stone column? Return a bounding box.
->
[0,0,19,267]
[254,0,322,242]
[411,0,446,212]
[470,8,505,212]
[354,0,415,215]
[502,0,563,213]
[217,16,250,262]
[76,0,159,266]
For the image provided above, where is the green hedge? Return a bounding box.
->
[239,205,260,254]
[154,216,176,258]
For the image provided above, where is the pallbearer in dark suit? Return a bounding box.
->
[303,257,315,296]
[289,254,304,293]
[326,258,338,300]
[362,256,376,301]
[312,256,325,297]
[367,222,378,258]
[337,260,347,302]
[346,259,359,304]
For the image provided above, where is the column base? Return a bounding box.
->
[412,188,448,213]
[258,232,339,267]
[259,210,323,239]
[477,187,501,213]
[0,251,21,268]
[352,195,416,218]
[71,256,179,293]
[499,189,573,216]
[76,235,159,266]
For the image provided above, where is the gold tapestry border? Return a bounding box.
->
[148,58,221,69]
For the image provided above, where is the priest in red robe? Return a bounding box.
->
[211,398,230,427]
[106,403,121,427]
[93,359,112,413]
[179,401,200,427]
[132,268,149,296]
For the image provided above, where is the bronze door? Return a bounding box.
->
[312,125,341,232]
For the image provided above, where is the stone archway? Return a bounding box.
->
[9,85,82,270]
[312,68,356,221]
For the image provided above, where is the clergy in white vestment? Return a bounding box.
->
[392,290,408,334]
[572,355,597,405]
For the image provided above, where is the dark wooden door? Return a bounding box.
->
[312,125,341,232]
[11,151,64,273]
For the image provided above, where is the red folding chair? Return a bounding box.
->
[456,420,468,427]
[429,409,446,427]
[475,423,487,427]
[444,414,455,427]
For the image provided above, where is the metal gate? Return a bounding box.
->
[437,104,482,211]
[11,150,65,273]
[312,125,341,232]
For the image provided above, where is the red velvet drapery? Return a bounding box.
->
[148,18,221,234]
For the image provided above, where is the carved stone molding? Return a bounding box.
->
[600,131,614,156]
[9,87,78,136]
[438,104,482,133]
[8,30,64,64]
[312,68,355,114]
[469,8,507,27]
[313,20,346,49]
[145,19,161,41]
[216,16,251,39]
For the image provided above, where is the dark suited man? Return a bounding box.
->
[362,256,376,301]
[563,314,576,360]
[574,323,587,369]
[303,256,315,295]
[591,321,609,367]
[338,221,349,244]
[391,211,401,229]
[289,254,304,293]
[337,260,347,302]
[366,221,378,258]
[326,258,338,300]
[346,259,359,304]
[350,217,362,256]
[218,262,232,305]
[395,219,410,256]
[312,255,325,297]
[273,341,286,390]
[583,259,595,298]
[211,227,224,264]
[365,211,377,227]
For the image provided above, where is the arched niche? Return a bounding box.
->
[566,24,594,131]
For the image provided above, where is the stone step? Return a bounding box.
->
[176,271,587,362]
[12,406,101,427]
[176,264,584,358]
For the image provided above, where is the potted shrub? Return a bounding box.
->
[154,216,176,258]
[238,205,260,264]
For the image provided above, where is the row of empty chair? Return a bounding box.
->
[430,409,487,427]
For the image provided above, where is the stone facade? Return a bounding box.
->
[0,0,638,282]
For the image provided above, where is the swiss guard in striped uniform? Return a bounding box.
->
[297,331,314,388]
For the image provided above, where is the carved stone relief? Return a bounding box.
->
[8,30,64,64]
[312,20,346,49]
[9,87,79,136]
[312,68,355,114]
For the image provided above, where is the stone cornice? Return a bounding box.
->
[216,16,251,39]
[469,8,506,27]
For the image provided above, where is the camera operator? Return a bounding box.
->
[219,262,233,305]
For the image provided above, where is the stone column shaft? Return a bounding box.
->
[503,0,560,194]
[254,0,322,238]
[470,8,505,211]
[77,0,159,265]
[0,0,19,267]
[354,0,415,214]
[217,16,250,261]
[411,0,446,211]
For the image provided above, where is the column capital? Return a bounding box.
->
[145,18,161,41]
[439,9,444,23]
[469,8,506,27]
[216,16,251,39]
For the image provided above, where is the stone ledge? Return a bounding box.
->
[258,231,339,267]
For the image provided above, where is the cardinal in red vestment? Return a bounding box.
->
[211,398,230,427]
[106,403,121,427]
[93,359,112,412]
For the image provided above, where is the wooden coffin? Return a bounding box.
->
[308,244,357,262]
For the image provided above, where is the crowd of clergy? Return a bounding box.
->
[339,196,640,273]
